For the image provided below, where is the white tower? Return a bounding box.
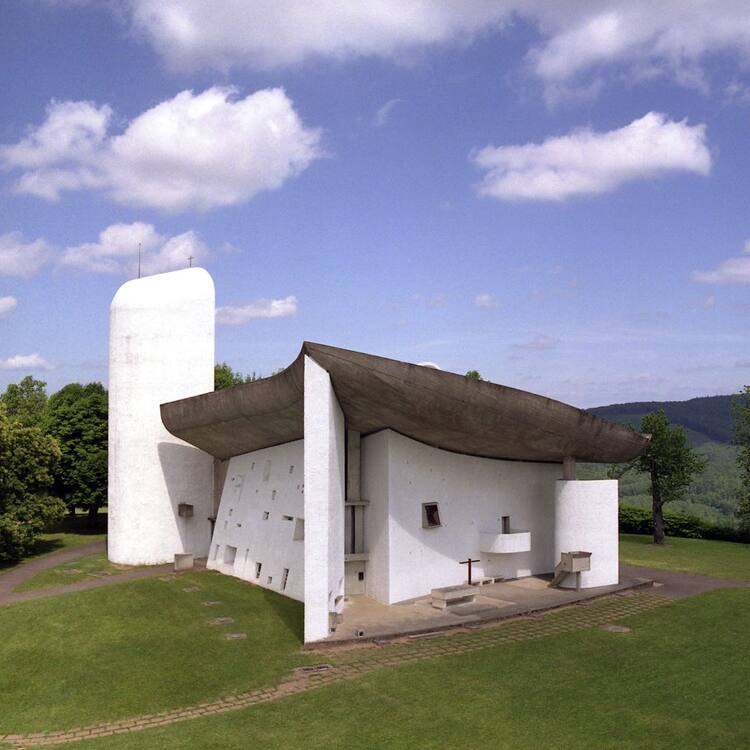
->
[108,268,215,565]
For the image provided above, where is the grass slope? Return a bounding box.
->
[0,511,107,575]
[61,589,750,750]
[620,534,750,580]
[12,552,140,592]
[0,571,308,734]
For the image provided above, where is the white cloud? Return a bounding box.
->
[116,2,750,99]
[62,222,210,276]
[1,87,322,212]
[0,231,53,278]
[374,99,401,127]
[216,295,298,325]
[126,1,512,71]
[526,2,750,98]
[0,296,17,318]
[693,240,750,284]
[474,292,497,308]
[472,112,711,201]
[513,334,559,351]
[0,353,53,371]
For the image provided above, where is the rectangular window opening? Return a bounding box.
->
[223,545,237,565]
[422,502,442,529]
[293,517,305,541]
[282,515,293,522]
[281,568,289,591]
[255,562,262,578]
[501,516,511,534]
[262,511,270,520]
[267,576,273,585]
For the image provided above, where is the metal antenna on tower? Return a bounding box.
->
[138,243,142,279]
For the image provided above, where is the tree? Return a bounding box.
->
[214,362,258,390]
[465,370,482,380]
[0,376,48,428]
[43,383,108,526]
[733,385,750,534]
[0,404,65,561]
[613,411,706,544]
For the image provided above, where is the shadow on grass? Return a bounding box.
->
[259,587,304,644]
[48,512,108,535]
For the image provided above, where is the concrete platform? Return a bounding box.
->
[320,571,653,645]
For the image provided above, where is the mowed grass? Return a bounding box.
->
[61,588,750,750]
[620,533,750,580]
[0,570,308,734]
[12,552,140,592]
[0,511,107,575]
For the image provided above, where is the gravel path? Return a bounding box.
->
[0,540,173,606]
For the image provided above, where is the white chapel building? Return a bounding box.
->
[108,268,649,643]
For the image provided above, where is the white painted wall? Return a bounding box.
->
[363,430,562,604]
[207,440,305,601]
[554,479,619,588]
[108,268,215,565]
[303,355,346,642]
[361,430,390,603]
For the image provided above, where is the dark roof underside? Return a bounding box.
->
[160,342,649,463]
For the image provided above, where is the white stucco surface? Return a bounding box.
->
[554,479,619,588]
[362,430,563,604]
[108,268,215,565]
[303,355,346,642]
[207,440,305,601]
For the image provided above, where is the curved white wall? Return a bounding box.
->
[108,268,215,565]
[554,479,618,588]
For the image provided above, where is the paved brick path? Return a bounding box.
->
[0,590,669,749]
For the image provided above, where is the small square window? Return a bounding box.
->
[262,511,270,520]
[422,502,441,529]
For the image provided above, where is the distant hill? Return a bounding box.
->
[582,393,741,524]
[588,394,735,445]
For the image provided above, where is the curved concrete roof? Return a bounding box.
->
[161,342,649,463]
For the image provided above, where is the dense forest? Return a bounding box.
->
[583,394,741,524]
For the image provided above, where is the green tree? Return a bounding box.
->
[44,383,108,526]
[0,404,65,562]
[214,362,258,390]
[613,411,706,544]
[0,376,48,428]
[465,370,482,380]
[733,385,750,534]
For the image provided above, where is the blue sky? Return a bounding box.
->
[1,1,749,407]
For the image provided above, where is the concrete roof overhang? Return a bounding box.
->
[160,342,649,464]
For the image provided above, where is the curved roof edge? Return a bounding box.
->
[161,341,649,463]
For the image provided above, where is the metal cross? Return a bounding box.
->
[459,557,481,585]
[188,255,194,268]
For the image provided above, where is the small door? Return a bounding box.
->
[345,561,366,596]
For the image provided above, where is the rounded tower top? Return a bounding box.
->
[111,267,215,312]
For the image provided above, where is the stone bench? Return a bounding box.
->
[431,585,477,610]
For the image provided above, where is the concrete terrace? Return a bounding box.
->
[324,571,654,644]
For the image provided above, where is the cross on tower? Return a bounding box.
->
[187,255,194,268]
[459,557,481,585]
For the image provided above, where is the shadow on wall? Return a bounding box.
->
[158,441,213,557]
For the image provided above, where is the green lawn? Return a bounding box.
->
[0,570,308,734]
[58,588,750,750]
[620,533,750,580]
[12,552,139,592]
[0,511,107,575]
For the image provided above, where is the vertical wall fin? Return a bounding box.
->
[303,355,346,642]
